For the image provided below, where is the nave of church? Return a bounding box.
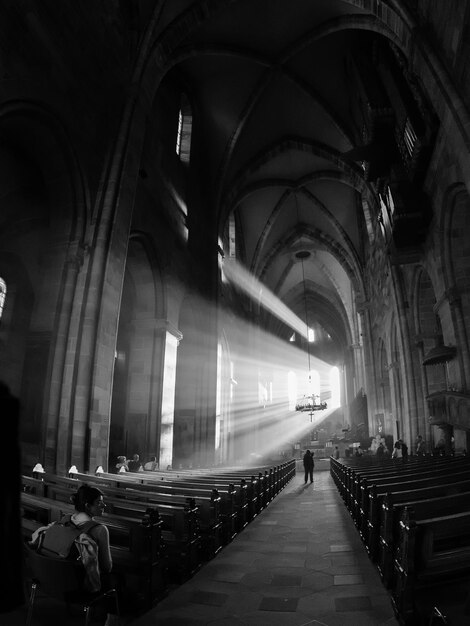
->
[2,0,470,623]
[129,468,398,626]
[8,468,399,626]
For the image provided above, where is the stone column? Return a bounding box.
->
[45,244,86,471]
[446,287,470,392]
[390,265,419,449]
[356,300,378,432]
[414,338,433,447]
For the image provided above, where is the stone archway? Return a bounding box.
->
[109,236,164,470]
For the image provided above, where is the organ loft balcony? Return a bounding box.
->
[427,390,470,430]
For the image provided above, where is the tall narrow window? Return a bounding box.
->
[175,93,192,164]
[329,366,341,408]
[287,371,297,410]
[228,212,236,259]
[0,278,6,320]
[403,118,417,157]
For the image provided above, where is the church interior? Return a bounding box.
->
[2,1,470,625]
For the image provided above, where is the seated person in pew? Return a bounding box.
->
[115,455,129,473]
[30,484,122,626]
[415,434,425,457]
[392,440,402,460]
[376,443,385,459]
[128,454,143,472]
[143,455,158,471]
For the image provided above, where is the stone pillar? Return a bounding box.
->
[355,300,379,433]
[415,339,433,446]
[446,287,470,392]
[390,265,419,449]
[350,343,365,396]
[78,102,148,474]
[45,244,86,471]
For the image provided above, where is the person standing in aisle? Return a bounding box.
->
[303,449,314,484]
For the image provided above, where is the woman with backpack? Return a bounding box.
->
[68,484,112,575]
[31,484,120,624]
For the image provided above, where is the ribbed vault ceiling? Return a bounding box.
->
[159,0,399,362]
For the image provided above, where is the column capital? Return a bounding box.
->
[155,318,183,342]
[128,318,183,342]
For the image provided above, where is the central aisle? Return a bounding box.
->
[131,468,398,625]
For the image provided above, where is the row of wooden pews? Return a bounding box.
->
[21,460,295,609]
[330,454,470,625]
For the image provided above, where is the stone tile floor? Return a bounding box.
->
[4,470,398,625]
[130,469,398,626]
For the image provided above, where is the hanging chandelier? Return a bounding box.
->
[293,194,327,421]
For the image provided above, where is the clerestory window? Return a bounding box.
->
[175,93,192,164]
[0,278,6,320]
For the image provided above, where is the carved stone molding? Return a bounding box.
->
[155,318,183,342]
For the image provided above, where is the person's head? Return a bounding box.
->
[417,435,422,441]
[133,454,139,461]
[150,456,156,462]
[117,455,126,463]
[71,484,106,517]
[305,449,310,455]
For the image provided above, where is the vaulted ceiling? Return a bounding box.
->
[160,0,403,362]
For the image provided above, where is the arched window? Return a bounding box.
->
[287,371,297,410]
[175,93,192,164]
[228,212,236,259]
[329,366,341,408]
[0,278,6,320]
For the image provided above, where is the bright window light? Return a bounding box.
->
[330,366,341,407]
[309,370,320,397]
[288,371,297,410]
[0,277,6,319]
[308,327,315,342]
[176,109,183,155]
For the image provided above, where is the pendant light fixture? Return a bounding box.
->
[293,192,327,421]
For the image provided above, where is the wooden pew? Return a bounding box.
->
[391,506,470,625]
[362,466,470,551]
[20,491,167,608]
[355,457,470,524]
[40,473,212,557]
[100,471,247,537]
[76,471,229,555]
[31,477,203,582]
[331,455,469,515]
[379,488,470,587]
[151,475,260,522]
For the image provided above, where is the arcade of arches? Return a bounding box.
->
[2,1,470,477]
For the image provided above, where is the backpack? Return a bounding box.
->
[39,516,98,559]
